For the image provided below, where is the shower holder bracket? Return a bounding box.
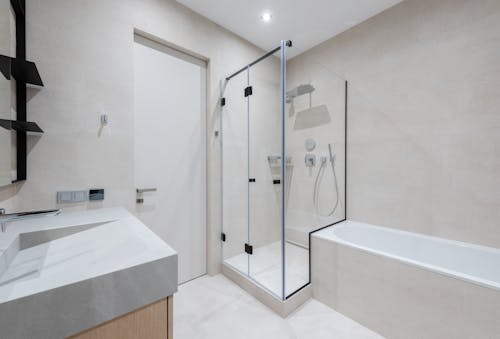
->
[220,97,226,107]
[221,232,226,242]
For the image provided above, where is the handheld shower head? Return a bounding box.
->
[313,142,341,218]
[328,143,335,163]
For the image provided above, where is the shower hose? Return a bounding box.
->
[313,144,341,217]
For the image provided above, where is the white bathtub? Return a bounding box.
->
[311,220,500,339]
[315,220,500,290]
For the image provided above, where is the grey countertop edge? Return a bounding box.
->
[0,253,178,339]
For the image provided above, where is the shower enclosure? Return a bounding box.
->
[221,40,347,300]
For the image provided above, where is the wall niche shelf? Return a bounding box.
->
[0,0,45,183]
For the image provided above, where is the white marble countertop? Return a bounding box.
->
[0,207,178,338]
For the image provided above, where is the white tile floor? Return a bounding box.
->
[224,241,309,297]
[174,274,384,339]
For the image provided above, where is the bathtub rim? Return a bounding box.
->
[312,220,500,292]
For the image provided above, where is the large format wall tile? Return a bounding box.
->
[294,0,500,247]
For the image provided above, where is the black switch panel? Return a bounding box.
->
[89,189,105,201]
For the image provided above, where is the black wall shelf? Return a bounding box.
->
[0,119,43,133]
[0,55,11,79]
[0,0,44,183]
[0,56,44,86]
[10,0,25,17]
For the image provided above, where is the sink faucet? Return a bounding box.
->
[0,209,61,233]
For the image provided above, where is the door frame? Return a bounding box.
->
[133,29,209,281]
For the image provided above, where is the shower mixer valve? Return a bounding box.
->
[305,154,316,167]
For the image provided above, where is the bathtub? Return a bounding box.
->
[311,220,500,339]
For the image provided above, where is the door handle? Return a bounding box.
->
[136,188,157,193]
[136,188,157,203]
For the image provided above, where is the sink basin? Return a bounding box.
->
[0,207,177,339]
[0,221,112,287]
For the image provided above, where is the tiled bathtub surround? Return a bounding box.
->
[311,222,500,339]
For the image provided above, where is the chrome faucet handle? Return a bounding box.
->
[0,209,60,233]
[0,209,5,233]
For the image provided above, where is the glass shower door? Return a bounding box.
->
[247,53,283,298]
[284,47,347,298]
[221,69,249,276]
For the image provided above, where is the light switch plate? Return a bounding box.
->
[57,191,88,204]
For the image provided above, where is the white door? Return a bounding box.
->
[134,35,206,284]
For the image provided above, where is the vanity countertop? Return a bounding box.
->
[0,207,178,339]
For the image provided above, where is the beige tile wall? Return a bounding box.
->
[294,0,500,247]
[285,56,347,245]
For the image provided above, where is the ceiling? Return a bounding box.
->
[176,0,403,58]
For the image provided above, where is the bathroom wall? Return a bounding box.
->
[293,0,500,247]
[0,0,269,274]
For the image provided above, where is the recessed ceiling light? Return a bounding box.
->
[260,12,272,22]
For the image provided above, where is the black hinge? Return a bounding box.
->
[245,243,253,255]
[221,232,226,242]
[220,97,226,107]
[273,179,281,185]
[244,86,253,97]
[249,178,256,183]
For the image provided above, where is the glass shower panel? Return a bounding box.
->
[284,53,347,298]
[247,54,283,298]
[222,69,249,276]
